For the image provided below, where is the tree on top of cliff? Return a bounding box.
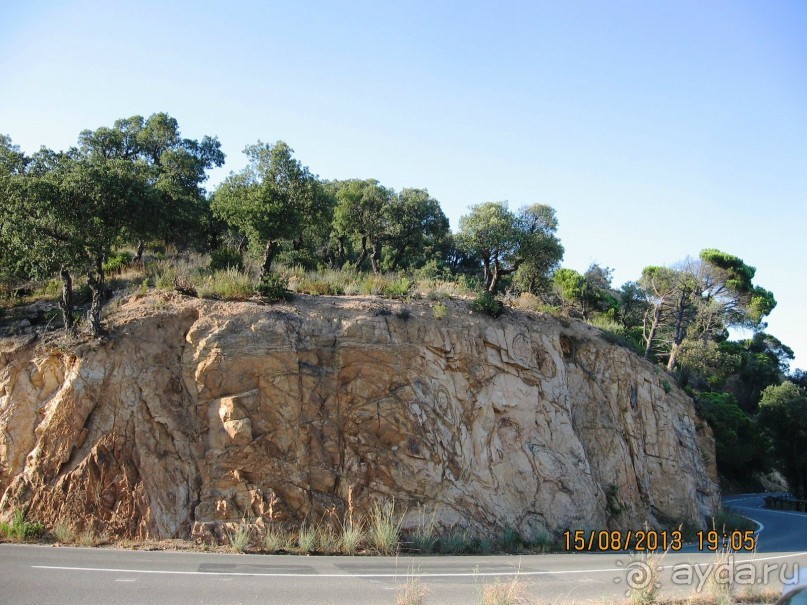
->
[78,113,225,258]
[457,202,563,293]
[331,179,392,273]
[635,250,776,371]
[211,141,324,277]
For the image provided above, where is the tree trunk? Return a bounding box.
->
[370,240,382,274]
[643,305,662,358]
[666,291,690,371]
[59,268,75,333]
[354,236,368,272]
[482,258,492,291]
[261,240,279,278]
[666,342,681,372]
[87,255,105,338]
[133,240,145,265]
[488,264,501,293]
[337,237,346,266]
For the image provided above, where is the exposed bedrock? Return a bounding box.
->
[0,294,718,540]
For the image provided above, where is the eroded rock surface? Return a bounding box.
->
[0,294,718,540]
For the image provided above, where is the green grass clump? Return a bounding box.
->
[195,268,254,301]
[316,526,340,553]
[340,522,365,554]
[369,500,401,555]
[0,510,45,542]
[263,525,293,552]
[381,277,412,298]
[711,507,756,533]
[437,529,475,554]
[297,524,317,553]
[410,510,438,553]
[588,316,643,353]
[500,525,523,552]
[227,521,252,553]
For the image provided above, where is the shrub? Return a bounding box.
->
[256,272,293,302]
[52,521,76,544]
[382,277,412,298]
[432,302,447,320]
[209,248,244,272]
[469,291,504,318]
[103,251,133,275]
[0,510,45,541]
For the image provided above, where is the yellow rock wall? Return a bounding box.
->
[0,294,718,540]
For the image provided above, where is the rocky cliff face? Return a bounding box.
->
[0,293,718,541]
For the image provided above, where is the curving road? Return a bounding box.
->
[724,493,807,553]
[1,495,806,605]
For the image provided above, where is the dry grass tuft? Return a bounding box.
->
[479,575,531,605]
[396,574,430,605]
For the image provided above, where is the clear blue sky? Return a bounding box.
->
[2,1,806,368]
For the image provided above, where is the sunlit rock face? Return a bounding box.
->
[0,294,718,540]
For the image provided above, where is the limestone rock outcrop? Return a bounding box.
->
[0,293,718,540]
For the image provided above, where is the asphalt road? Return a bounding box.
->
[724,493,807,553]
[1,494,805,605]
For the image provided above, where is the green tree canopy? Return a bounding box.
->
[332,179,392,272]
[212,141,318,276]
[382,188,449,271]
[758,382,807,497]
[79,113,224,254]
[457,202,563,293]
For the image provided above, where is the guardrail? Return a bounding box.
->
[764,495,807,512]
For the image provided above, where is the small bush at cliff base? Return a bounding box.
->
[469,291,504,318]
[0,510,45,542]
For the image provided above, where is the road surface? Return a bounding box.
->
[1,494,804,605]
[724,493,807,553]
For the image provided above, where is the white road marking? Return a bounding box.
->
[32,552,807,579]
